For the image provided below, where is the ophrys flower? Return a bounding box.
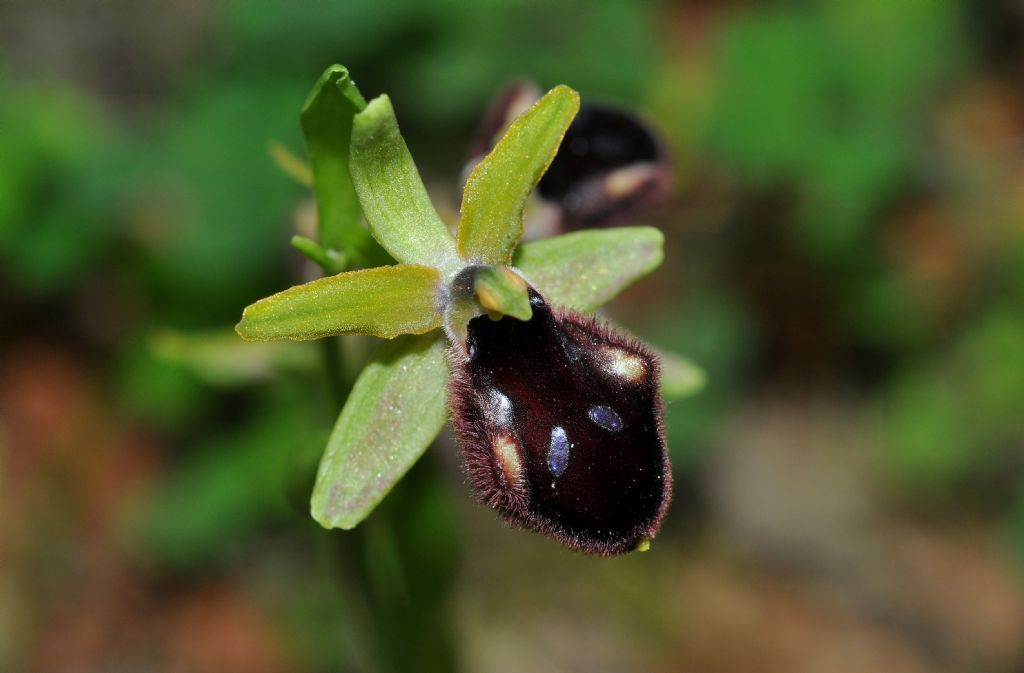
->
[237,66,683,555]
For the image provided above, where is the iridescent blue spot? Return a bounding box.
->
[547,426,570,477]
[588,405,623,432]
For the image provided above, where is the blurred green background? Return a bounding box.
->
[3,1,1024,671]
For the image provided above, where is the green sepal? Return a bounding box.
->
[311,332,449,529]
[300,65,388,266]
[458,85,579,265]
[350,95,460,276]
[513,226,664,313]
[236,264,443,341]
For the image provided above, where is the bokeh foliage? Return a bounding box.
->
[4,0,1024,671]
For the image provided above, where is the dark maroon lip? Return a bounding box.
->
[448,286,672,556]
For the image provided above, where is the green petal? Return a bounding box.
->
[311,332,449,529]
[458,85,579,265]
[350,95,460,276]
[236,265,443,341]
[300,65,387,266]
[513,226,664,312]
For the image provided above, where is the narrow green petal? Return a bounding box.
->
[350,95,460,275]
[311,332,449,529]
[300,65,387,266]
[458,85,579,265]
[513,226,664,312]
[236,265,442,341]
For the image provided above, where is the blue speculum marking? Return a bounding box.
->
[588,405,623,432]
[547,426,570,477]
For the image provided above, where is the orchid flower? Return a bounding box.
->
[237,66,695,555]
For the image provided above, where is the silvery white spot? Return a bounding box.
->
[489,389,514,426]
[588,405,623,432]
[547,426,570,477]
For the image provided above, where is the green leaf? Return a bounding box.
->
[236,264,443,341]
[301,65,387,266]
[350,95,460,276]
[311,332,449,529]
[514,226,664,312]
[458,85,579,265]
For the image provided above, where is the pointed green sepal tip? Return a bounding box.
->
[458,84,580,266]
[474,267,532,321]
[235,264,444,341]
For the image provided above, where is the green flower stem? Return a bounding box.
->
[320,337,346,409]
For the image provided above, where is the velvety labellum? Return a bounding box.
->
[450,287,670,555]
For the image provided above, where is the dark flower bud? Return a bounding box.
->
[468,83,672,234]
[537,103,672,231]
[448,286,671,555]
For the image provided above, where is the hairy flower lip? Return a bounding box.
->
[448,286,672,556]
[246,66,682,545]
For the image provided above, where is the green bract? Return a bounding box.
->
[237,66,700,530]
